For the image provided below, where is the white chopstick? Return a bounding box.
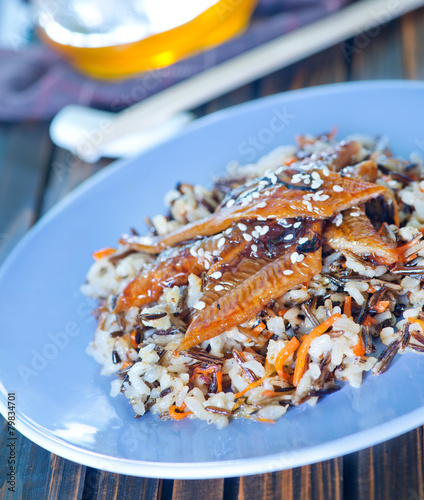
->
[79,0,424,158]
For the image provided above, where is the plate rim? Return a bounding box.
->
[2,79,424,478]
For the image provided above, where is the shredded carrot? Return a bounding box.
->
[234,376,266,399]
[362,315,375,327]
[216,371,223,393]
[263,331,274,341]
[257,418,276,424]
[169,404,192,420]
[409,318,424,330]
[278,309,288,317]
[344,296,352,318]
[274,337,299,379]
[92,247,117,260]
[283,156,297,166]
[232,399,244,411]
[251,322,266,336]
[261,390,280,398]
[293,313,341,386]
[396,237,421,262]
[130,330,139,349]
[368,286,376,293]
[405,253,418,263]
[121,361,132,370]
[352,338,365,357]
[374,301,390,313]
[279,369,293,383]
[189,366,216,383]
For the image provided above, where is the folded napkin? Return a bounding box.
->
[0,0,350,121]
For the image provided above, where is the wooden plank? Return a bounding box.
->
[400,7,424,79]
[350,16,404,80]
[172,479,224,500]
[263,45,348,96]
[236,459,342,500]
[0,416,86,500]
[0,122,52,265]
[343,429,424,500]
[82,468,161,500]
[203,83,258,116]
[44,454,87,500]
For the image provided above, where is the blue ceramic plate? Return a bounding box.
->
[1,81,424,479]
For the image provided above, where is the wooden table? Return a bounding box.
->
[1,6,424,499]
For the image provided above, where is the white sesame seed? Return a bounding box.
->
[322,167,330,177]
[350,212,360,217]
[225,228,232,235]
[276,166,284,174]
[190,247,198,257]
[197,248,204,257]
[205,261,210,270]
[283,270,294,275]
[333,185,343,192]
[284,234,294,241]
[238,223,247,231]
[210,271,222,279]
[332,214,343,227]
[251,244,258,253]
[217,237,225,249]
[297,254,305,262]
[298,237,308,244]
[252,230,259,238]
[311,181,322,190]
[257,202,267,208]
[252,192,260,199]
[291,174,302,184]
[261,226,269,235]
[311,172,321,180]
[214,285,224,292]
[255,225,262,232]
[290,252,299,264]
[319,195,329,201]
[243,233,253,242]
[193,301,206,310]
[226,199,235,208]
[307,202,313,212]
[293,221,302,228]
[257,216,267,221]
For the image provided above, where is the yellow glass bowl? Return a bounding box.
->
[38,0,258,80]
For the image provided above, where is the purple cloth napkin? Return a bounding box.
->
[0,0,351,121]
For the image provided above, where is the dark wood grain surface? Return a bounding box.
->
[1,6,424,499]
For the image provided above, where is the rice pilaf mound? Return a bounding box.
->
[82,133,424,428]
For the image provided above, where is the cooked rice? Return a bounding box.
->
[82,133,424,428]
